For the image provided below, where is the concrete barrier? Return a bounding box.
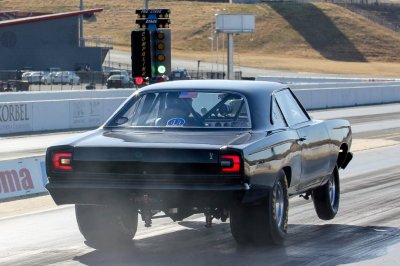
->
[0,97,127,135]
[293,85,400,109]
[0,89,135,103]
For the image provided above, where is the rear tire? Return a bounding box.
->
[230,170,289,245]
[312,167,340,220]
[75,204,138,247]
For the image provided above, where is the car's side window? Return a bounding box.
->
[275,89,309,127]
[271,97,287,128]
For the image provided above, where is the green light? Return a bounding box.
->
[157,65,166,74]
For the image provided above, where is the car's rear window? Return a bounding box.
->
[109,91,251,128]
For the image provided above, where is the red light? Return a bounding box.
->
[135,77,144,85]
[220,155,241,173]
[53,152,73,171]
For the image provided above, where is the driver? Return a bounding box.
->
[156,92,192,126]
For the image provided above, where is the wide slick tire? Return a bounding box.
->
[312,166,340,220]
[230,170,289,245]
[75,204,138,247]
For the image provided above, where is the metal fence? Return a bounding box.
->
[0,68,244,93]
[0,71,111,92]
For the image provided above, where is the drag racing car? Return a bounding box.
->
[46,80,353,246]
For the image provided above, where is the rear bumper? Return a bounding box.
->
[46,181,269,208]
[341,152,353,169]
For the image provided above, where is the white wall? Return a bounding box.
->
[0,89,135,103]
[0,97,127,135]
[293,85,400,109]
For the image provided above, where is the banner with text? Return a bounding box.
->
[0,156,47,200]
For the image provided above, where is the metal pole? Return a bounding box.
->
[227,33,233,80]
[79,0,84,47]
[197,60,200,79]
[216,32,219,75]
[144,0,149,9]
[209,19,214,74]
[211,37,214,73]
[222,33,225,79]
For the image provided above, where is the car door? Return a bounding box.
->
[275,89,331,189]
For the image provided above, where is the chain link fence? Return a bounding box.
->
[0,67,244,92]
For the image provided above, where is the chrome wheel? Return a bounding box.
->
[275,181,285,228]
[328,173,336,207]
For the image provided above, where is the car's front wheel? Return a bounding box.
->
[312,166,340,220]
[230,170,289,245]
[75,204,138,247]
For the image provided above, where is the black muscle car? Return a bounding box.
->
[46,80,353,246]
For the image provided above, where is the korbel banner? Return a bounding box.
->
[0,102,33,134]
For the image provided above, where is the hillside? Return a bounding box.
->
[1,0,400,75]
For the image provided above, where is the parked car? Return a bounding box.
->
[45,80,353,247]
[169,68,191,80]
[42,72,57,85]
[21,71,46,84]
[48,71,80,85]
[106,74,133,88]
[108,70,130,78]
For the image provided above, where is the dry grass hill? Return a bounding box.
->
[1,0,400,76]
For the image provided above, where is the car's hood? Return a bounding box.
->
[65,128,264,149]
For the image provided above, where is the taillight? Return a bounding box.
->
[52,152,73,171]
[220,154,241,173]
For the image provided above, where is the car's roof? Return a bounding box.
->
[139,80,285,95]
[109,74,126,78]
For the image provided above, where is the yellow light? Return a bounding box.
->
[157,31,165,40]
[157,54,165,62]
[157,42,165,50]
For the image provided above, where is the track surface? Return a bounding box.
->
[0,104,400,265]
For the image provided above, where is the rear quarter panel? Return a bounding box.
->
[324,119,352,171]
[240,130,302,195]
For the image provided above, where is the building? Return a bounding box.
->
[0,9,111,72]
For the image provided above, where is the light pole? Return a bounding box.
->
[215,13,219,76]
[208,36,213,74]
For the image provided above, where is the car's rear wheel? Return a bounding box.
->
[230,170,289,245]
[75,204,138,247]
[312,166,340,220]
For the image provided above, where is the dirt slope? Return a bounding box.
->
[1,0,400,74]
